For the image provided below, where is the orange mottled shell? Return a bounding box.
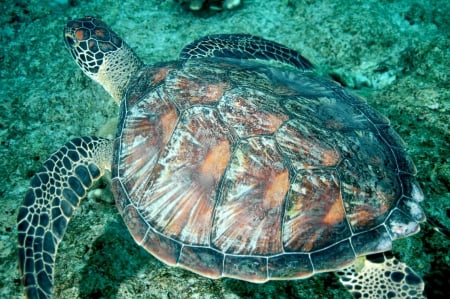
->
[111,58,424,282]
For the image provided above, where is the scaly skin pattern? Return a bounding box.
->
[17,137,112,298]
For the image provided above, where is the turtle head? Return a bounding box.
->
[64,17,144,103]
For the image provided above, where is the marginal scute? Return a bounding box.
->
[355,102,390,125]
[310,240,355,272]
[397,196,425,222]
[122,204,148,245]
[140,227,182,266]
[392,146,417,174]
[378,125,406,148]
[385,208,420,240]
[178,246,223,279]
[400,174,423,201]
[268,253,313,279]
[223,255,268,282]
[351,226,392,256]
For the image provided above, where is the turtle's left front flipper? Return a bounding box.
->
[17,137,112,299]
[336,252,426,299]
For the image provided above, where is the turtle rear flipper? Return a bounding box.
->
[337,252,426,299]
[17,137,112,299]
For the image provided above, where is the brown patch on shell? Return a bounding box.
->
[218,91,289,138]
[337,132,400,233]
[118,87,178,201]
[199,140,231,183]
[212,137,287,255]
[137,107,233,246]
[322,199,346,226]
[283,170,350,252]
[125,63,177,106]
[276,120,340,170]
[165,69,231,109]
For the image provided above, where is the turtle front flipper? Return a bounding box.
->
[337,253,426,299]
[179,34,314,70]
[17,137,113,299]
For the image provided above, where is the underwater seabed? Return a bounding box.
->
[1,0,448,298]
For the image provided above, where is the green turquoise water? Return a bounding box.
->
[1,0,448,298]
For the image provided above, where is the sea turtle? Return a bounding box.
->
[17,16,427,299]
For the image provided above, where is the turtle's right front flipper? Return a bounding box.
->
[179,34,314,70]
[17,137,112,299]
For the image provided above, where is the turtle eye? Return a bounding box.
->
[65,35,76,47]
